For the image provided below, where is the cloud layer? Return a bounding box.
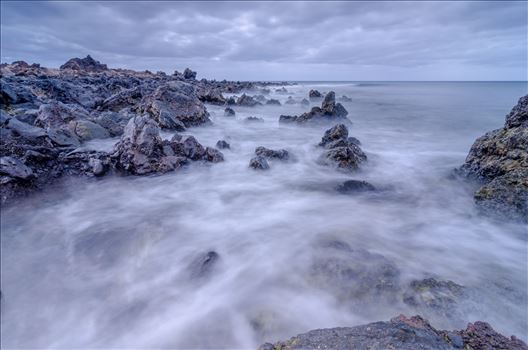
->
[1,1,526,80]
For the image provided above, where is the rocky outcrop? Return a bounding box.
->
[140,82,211,130]
[224,107,236,117]
[255,146,289,160]
[336,179,375,194]
[249,156,270,170]
[183,68,197,80]
[260,315,527,350]
[266,99,281,106]
[318,124,366,171]
[458,95,528,222]
[216,140,230,149]
[279,92,350,125]
[112,115,223,175]
[237,94,262,107]
[309,89,322,100]
[60,55,108,72]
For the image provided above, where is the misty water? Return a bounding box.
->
[1,82,527,348]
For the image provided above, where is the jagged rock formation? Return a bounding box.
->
[60,55,108,72]
[458,95,528,222]
[259,315,527,350]
[318,124,366,171]
[279,91,350,125]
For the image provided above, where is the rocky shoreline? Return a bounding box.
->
[1,57,526,348]
[259,315,527,350]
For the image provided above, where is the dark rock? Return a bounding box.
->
[141,82,210,130]
[224,107,236,117]
[460,320,528,350]
[204,147,224,163]
[260,315,527,350]
[275,87,288,94]
[279,115,298,124]
[255,146,289,160]
[337,180,376,194]
[458,95,528,222]
[309,89,322,100]
[216,140,230,149]
[249,156,270,170]
[113,115,183,174]
[60,55,108,72]
[95,111,130,136]
[281,92,350,125]
[196,88,225,105]
[189,251,219,279]
[237,94,262,107]
[319,124,348,147]
[5,116,47,140]
[265,99,281,106]
[0,156,34,180]
[244,116,264,123]
[179,136,206,160]
[348,136,361,146]
[225,96,237,105]
[318,124,366,171]
[183,68,197,80]
[98,87,143,112]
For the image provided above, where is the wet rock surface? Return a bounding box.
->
[458,95,528,222]
[1,56,266,203]
[260,315,527,350]
[249,156,270,170]
[318,124,367,171]
[336,179,376,194]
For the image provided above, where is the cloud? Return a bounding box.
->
[1,1,526,80]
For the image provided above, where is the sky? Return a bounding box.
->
[1,1,526,81]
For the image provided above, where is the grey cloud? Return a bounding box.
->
[1,1,526,80]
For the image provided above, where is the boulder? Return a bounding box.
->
[336,179,375,194]
[60,55,108,72]
[95,111,130,136]
[224,107,236,117]
[69,119,110,141]
[255,146,289,160]
[244,116,264,123]
[113,115,183,175]
[216,140,230,149]
[237,94,262,107]
[0,156,34,180]
[249,156,270,170]
[98,87,143,112]
[458,95,528,222]
[197,88,225,105]
[309,89,322,100]
[266,99,281,106]
[141,82,211,130]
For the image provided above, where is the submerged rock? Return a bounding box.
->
[224,107,236,117]
[216,140,230,149]
[255,146,289,160]
[458,95,528,222]
[336,179,375,194]
[249,156,270,170]
[403,278,466,317]
[265,99,281,106]
[189,251,220,279]
[244,116,264,123]
[260,315,527,350]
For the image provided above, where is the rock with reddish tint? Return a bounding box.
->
[260,315,527,350]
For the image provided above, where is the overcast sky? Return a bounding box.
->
[1,1,526,81]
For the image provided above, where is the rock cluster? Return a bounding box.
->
[279,91,350,125]
[458,95,528,222]
[1,56,263,203]
[249,146,289,170]
[260,315,527,350]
